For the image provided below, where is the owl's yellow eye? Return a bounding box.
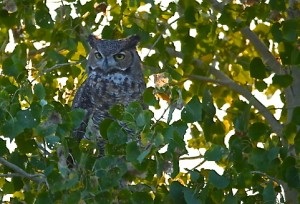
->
[114,53,125,60]
[95,52,103,59]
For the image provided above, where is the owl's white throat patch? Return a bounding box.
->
[103,73,129,84]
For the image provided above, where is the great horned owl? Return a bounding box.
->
[72,35,146,154]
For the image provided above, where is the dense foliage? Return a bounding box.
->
[0,0,300,203]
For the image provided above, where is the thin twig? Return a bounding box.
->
[0,157,48,186]
[250,171,281,185]
[31,61,83,83]
[191,159,206,170]
[188,74,230,85]
[180,155,203,160]
[146,17,183,58]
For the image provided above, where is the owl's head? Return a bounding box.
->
[87,35,141,76]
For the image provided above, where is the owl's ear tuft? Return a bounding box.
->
[88,35,99,48]
[125,35,141,49]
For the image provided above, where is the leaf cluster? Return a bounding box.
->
[1,0,300,203]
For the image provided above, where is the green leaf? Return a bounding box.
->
[35,2,53,29]
[255,80,267,92]
[248,122,268,141]
[269,0,286,11]
[15,137,37,153]
[285,166,300,188]
[169,181,185,203]
[136,110,153,128]
[2,58,18,77]
[16,109,39,129]
[34,83,46,99]
[137,147,151,163]
[263,182,276,203]
[183,188,201,204]
[118,189,132,203]
[282,20,298,42]
[132,192,153,204]
[208,170,230,189]
[204,145,226,162]
[107,122,127,144]
[68,108,86,128]
[126,141,140,163]
[294,131,300,154]
[35,192,53,204]
[233,102,251,133]
[109,104,125,120]
[283,122,297,144]
[143,87,159,107]
[1,118,24,139]
[181,96,202,123]
[249,148,269,171]
[0,138,9,156]
[279,42,300,65]
[34,123,57,138]
[45,136,60,147]
[123,102,144,123]
[65,190,81,204]
[99,118,114,140]
[272,74,293,88]
[2,181,14,194]
[189,170,204,183]
[292,107,300,125]
[250,57,267,79]
[184,6,197,23]
[202,89,216,121]
[270,23,282,42]
[224,194,238,204]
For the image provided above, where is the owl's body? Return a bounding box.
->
[72,35,145,152]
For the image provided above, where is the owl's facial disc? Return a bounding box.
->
[90,50,130,74]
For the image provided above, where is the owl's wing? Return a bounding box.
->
[72,80,91,110]
[72,81,93,140]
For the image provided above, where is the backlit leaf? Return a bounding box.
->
[272,74,293,88]
[250,57,267,79]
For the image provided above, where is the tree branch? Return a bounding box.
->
[0,157,48,186]
[190,68,284,141]
[180,155,203,160]
[165,45,284,140]
[240,27,283,74]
